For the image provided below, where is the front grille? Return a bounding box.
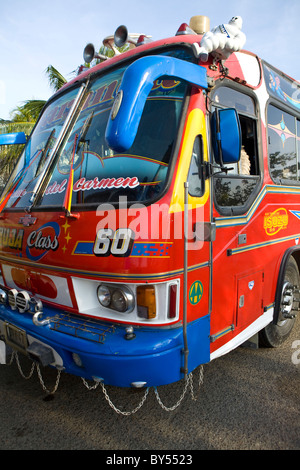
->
[50,313,116,344]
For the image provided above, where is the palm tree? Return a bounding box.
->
[45,65,67,92]
[0,65,68,188]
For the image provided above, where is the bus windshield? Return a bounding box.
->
[6,62,188,209]
[4,86,80,209]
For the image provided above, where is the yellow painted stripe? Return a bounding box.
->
[169,108,209,213]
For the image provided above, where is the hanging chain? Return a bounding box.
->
[81,378,100,390]
[8,351,61,394]
[15,352,36,379]
[36,364,61,395]
[6,348,204,413]
[154,366,204,411]
[154,375,191,412]
[100,382,150,416]
[190,365,204,401]
[7,350,15,366]
[86,365,205,415]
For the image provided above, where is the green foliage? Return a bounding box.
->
[45,65,67,92]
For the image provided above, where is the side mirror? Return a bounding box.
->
[0,132,27,146]
[211,108,241,165]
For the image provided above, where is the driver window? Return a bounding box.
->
[211,86,260,212]
[188,136,204,197]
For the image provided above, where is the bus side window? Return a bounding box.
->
[267,104,298,183]
[188,135,204,197]
[211,86,261,212]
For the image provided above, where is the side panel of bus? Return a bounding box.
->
[209,57,300,356]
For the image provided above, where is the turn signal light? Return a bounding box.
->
[168,284,177,319]
[137,285,156,319]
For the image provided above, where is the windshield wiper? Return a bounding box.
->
[63,133,79,217]
[34,128,56,178]
[62,111,94,217]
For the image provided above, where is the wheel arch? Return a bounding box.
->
[273,247,300,324]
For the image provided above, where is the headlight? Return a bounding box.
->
[97,284,111,307]
[111,289,128,312]
[97,284,134,313]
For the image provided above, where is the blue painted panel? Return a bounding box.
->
[0,132,26,146]
[0,302,210,387]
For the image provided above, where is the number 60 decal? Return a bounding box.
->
[93,228,135,257]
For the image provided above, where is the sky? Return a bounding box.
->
[0,0,299,120]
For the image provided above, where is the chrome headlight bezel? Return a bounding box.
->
[97,283,135,313]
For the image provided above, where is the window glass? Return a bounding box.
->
[188,136,204,197]
[5,87,80,208]
[213,87,255,116]
[211,87,260,211]
[267,105,297,182]
[214,176,259,207]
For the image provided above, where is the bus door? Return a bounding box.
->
[170,104,213,372]
[209,85,263,348]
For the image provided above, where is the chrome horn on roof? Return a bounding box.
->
[83,25,152,64]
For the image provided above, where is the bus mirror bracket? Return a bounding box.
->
[194,222,216,242]
[105,55,208,153]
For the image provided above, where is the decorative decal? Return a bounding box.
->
[11,189,27,199]
[151,79,181,92]
[93,228,135,257]
[130,242,172,258]
[264,208,288,236]
[73,241,94,255]
[189,281,203,305]
[268,115,297,147]
[45,180,67,196]
[61,219,72,254]
[264,64,300,111]
[0,228,24,250]
[248,281,255,290]
[44,176,139,196]
[26,222,60,261]
[73,238,172,258]
[73,176,139,191]
[19,215,37,227]
[290,210,300,220]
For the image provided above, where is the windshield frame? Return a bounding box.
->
[4,44,196,212]
[1,81,86,211]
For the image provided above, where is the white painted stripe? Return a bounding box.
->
[210,307,274,361]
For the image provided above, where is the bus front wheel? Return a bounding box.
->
[259,257,299,347]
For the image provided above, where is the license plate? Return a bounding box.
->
[4,322,28,353]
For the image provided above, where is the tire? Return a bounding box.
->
[259,257,299,348]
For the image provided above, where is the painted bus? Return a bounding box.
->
[0,16,299,391]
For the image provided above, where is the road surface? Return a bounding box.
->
[0,320,299,451]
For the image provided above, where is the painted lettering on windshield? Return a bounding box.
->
[44,176,139,195]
